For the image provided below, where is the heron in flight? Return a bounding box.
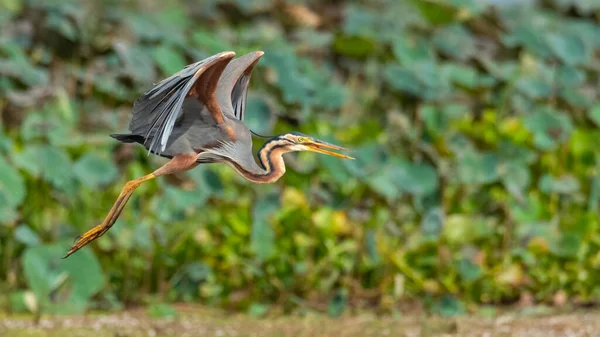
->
[64,51,353,258]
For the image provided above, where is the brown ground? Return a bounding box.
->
[1,305,599,337]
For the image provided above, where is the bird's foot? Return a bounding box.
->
[63,224,109,258]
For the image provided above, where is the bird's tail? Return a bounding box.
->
[110,133,145,144]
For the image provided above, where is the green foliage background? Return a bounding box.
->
[1,0,600,316]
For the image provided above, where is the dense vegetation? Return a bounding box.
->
[2,0,600,317]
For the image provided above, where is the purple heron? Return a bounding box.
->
[64,51,353,258]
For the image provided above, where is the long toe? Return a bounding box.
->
[63,224,108,258]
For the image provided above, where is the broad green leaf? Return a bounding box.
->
[14,225,41,246]
[73,153,118,188]
[247,302,269,317]
[395,160,438,196]
[46,11,77,41]
[392,36,436,65]
[251,192,279,260]
[556,66,586,86]
[0,155,25,209]
[539,174,580,195]
[192,29,232,54]
[457,258,482,282]
[0,42,48,86]
[368,165,401,200]
[13,144,74,192]
[344,144,387,179]
[431,295,465,317]
[588,105,600,127]
[22,241,105,314]
[524,106,573,150]
[244,96,274,135]
[457,151,500,185]
[546,32,588,66]
[114,43,156,84]
[552,233,581,258]
[228,0,271,14]
[516,78,552,99]
[433,24,476,61]
[443,63,482,89]
[421,207,444,238]
[152,44,187,76]
[409,0,457,25]
[365,229,381,265]
[333,35,377,58]
[501,162,530,200]
[327,289,348,317]
[147,303,178,318]
[503,26,553,58]
[20,113,70,145]
[384,62,451,100]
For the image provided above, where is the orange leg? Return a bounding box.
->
[64,154,200,258]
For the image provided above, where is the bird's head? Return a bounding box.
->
[276,132,354,160]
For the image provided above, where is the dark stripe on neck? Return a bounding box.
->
[257,137,287,170]
[227,140,288,180]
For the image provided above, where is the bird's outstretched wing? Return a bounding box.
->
[216,51,264,121]
[129,51,236,156]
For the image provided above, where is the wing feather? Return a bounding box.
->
[215,51,263,121]
[129,51,236,156]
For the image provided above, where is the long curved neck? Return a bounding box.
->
[226,138,289,184]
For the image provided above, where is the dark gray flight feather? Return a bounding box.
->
[128,51,235,156]
[216,51,264,121]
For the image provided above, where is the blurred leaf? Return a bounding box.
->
[368,166,401,200]
[539,174,580,195]
[433,24,476,61]
[73,153,118,188]
[421,207,444,238]
[0,42,48,86]
[251,192,279,260]
[384,62,451,100]
[524,106,573,150]
[503,26,553,58]
[546,32,588,66]
[14,225,41,246]
[345,144,387,179]
[431,295,465,317]
[114,42,156,84]
[244,95,275,135]
[501,162,530,200]
[395,160,438,196]
[152,44,187,76]
[14,145,74,192]
[22,241,105,314]
[392,36,435,65]
[457,258,482,282]
[327,289,348,317]
[9,291,31,313]
[334,35,377,58]
[0,155,25,209]
[457,151,500,185]
[248,302,269,317]
[147,303,178,319]
[20,113,70,144]
[552,233,581,258]
[365,229,381,265]
[409,0,457,25]
[46,11,77,41]
[588,105,600,127]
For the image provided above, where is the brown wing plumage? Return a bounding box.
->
[128,51,235,156]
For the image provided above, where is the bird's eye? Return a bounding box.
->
[297,137,305,143]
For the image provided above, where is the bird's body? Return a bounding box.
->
[65,50,353,258]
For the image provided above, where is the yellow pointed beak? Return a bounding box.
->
[305,140,354,160]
